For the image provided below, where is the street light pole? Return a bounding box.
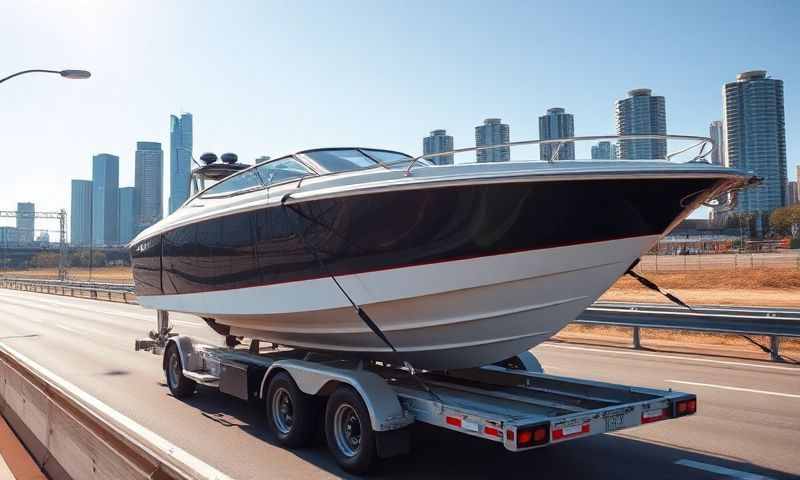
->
[0,69,91,85]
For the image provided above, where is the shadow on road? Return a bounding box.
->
[169,386,795,479]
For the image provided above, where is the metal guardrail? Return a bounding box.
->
[578,303,800,361]
[2,277,798,361]
[0,278,137,304]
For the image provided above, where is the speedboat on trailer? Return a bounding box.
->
[129,134,757,370]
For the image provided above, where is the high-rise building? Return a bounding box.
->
[709,121,725,165]
[538,108,575,160]
[70,179,92,246]
[787,181,798,206]
[0,227,18,246]
[118,187,136,243]
[723,70,787,217]
[92,153,119,246]
[475,118,510,163]
[15,202,34,244]
[135,141,163,233]
[591,141,617,160]
[615,89,667,160]
[169,113,193,214]
[423,129,454,165]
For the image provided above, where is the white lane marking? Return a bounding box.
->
[675,459,773,479]
[666,380,800,399]
[53,322,110,337]
[0,342,233,480]
[540,343,800,372]
[54,323,86,335]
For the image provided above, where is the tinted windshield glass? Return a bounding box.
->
[362,149,411,164]
[254,158,313,186]
[201,168,262,197]
[303,149,377,173]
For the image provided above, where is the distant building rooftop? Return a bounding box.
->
[736,70,767,81]
[628,88,652,97]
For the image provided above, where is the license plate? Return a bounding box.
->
[605,414,625,431]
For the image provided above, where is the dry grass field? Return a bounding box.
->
[2,267,134,283]
[602,268,800,307]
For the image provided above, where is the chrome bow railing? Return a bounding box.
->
[404,134,716,176]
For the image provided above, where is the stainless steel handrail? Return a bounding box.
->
[405,134,715,176]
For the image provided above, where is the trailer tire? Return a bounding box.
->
[265,372,315,448]
[164,343,196,398]
[325,386,377,474]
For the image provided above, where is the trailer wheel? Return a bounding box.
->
[164,343,196,398]
[325,386,377,474]
[265,372,315,448]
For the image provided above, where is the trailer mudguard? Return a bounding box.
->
[262,359,414,431]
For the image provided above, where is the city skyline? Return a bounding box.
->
[1,2,798,222]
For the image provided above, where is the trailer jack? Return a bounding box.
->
[135,310,175,355]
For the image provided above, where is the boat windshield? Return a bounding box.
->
[303,149,379,173]
[361,149,412,165]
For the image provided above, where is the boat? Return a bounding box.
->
[129,135,757,370]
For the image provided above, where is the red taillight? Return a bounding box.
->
[484,426,502,438]
[446,416,461,427]
[516,424,549,448]
[674,398,697,417]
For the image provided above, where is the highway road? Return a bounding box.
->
[0,288,798,479]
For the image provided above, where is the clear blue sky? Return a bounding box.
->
[1,0,798,227]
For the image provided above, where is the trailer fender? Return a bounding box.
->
[261,360,413,432]
[163,336,203,372]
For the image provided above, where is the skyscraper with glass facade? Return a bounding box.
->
[118,187,136,244]
[169,113,193,214]
[709,120,725,165]
[475,118,510,163]
[92,153,119,246]
[538,108,575,160]
[15,202,34,245]
[591,141,617,160]
[787,181,798,206]
[615,89,666,160]
[135,141,163,233]
[723,70,787,217]
[423,129,454,165]
[70,179,92,246]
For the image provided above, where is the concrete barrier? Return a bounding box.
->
[0,344,231,480]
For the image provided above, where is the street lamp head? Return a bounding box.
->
[59,69,91,79]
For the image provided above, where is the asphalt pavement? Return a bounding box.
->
[0,288,797,479]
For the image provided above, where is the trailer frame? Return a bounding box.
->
[136,310,697,474]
